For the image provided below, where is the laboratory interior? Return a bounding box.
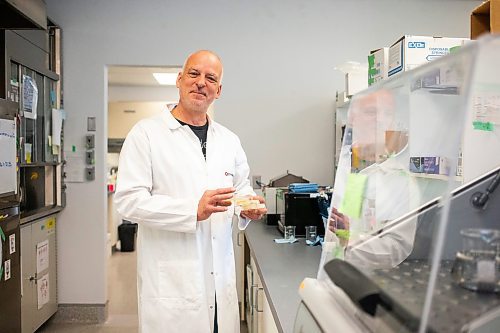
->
[1,0,500,332]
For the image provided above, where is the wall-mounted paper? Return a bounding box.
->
[64,148,86,182]
[36,240,49,274]
[52,108,63,146]
[0,119,17,195]
[37,273,49,309]
[22,75,38,120]
[472,93,500,131]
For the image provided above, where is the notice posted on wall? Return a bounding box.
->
[22,75,38,119]
[64,145,86,182]
[472,93,500,131]
[0,118,17,195]
[36,240,49,274]
[37,273,50,309]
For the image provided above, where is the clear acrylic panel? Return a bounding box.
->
[320,35,500,333]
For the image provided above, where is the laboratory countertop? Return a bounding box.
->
[244,221,322,333]
[21,206,63,224]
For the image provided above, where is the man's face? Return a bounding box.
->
[177,51,222,113]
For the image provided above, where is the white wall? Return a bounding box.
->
[46,0,481,305]
[108,85,178,103]
[108,101,167,138]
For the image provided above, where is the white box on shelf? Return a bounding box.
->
[345,71,368,97]
[368,47,389,85]
[388,35,469,77]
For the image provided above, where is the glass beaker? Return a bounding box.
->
[452,228,500,292]
[305,226,317,243]
[284,226,296,240]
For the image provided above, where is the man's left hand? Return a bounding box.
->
[240,195,267,220]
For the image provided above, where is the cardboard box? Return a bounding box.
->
[368,47,389,86]
[409,157,423,173]
[422,157,449,175]
[409,156,449,175]
[345,71,367,96]
[471,0,500,39]
[388,35,469,77]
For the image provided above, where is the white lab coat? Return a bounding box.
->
[114,109,255,333]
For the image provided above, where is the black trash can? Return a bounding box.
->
[118,221,138,252]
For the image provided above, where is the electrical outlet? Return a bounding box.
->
[86,167,95,181]
[252,175,261,189]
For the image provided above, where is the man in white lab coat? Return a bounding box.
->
[115,50,266,333]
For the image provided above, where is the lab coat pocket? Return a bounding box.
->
[158,260,202,300]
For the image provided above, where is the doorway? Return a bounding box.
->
[105,65,181,325]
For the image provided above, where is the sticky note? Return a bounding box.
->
[339,173,367,219]
[473,121,494,131]
[46,218,55,230]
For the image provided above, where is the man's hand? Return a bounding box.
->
[240,195,267,220]
[328,207,350,232]
[197,187,235,221]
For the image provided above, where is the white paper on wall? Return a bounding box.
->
[22,75,38,119]
[64,144,86,182]
[0,119,16,195]
[52,108,63,146]
[37,273,50,309]
[472,93,500,126]
[36,240,49,274]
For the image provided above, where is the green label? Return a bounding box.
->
[339,173,367,219]
[473,121,494,131]
[368,54,376,85]
[0,226,5,242]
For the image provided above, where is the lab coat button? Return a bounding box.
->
[210,271,214,275]
[210,306,213,309]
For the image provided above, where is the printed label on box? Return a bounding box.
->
[9,234,15,254]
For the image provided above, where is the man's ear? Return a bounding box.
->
[215,84,222,99]
[176,72,182,88]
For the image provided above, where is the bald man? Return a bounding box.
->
[115,50,266,333]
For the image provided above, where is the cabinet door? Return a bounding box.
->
[232,216,245,319]
[31,216,57,331]
[246,262,258,333]
[21,224,35,333]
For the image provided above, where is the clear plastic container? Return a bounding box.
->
[452,228,500,292]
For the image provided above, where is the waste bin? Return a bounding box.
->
[118,221,138,252]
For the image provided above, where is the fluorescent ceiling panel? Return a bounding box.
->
[153,73,178,85]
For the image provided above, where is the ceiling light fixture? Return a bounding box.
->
[152,72,178,85]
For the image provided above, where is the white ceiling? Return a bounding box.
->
[108,66,182,87]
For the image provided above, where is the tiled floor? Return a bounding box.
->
[37,250,248,333]
[37,250,138,333]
